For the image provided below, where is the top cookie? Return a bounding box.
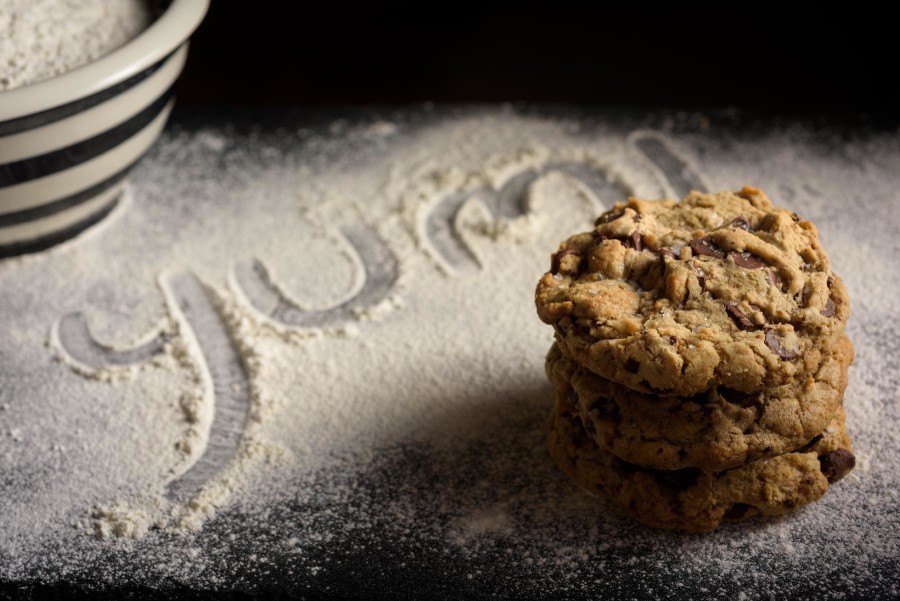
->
[536,187,850,396]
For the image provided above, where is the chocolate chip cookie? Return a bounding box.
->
[545,335,854,471]
[535,187,850,396]
[547,382,856,532]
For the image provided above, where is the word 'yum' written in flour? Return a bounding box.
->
[46,129,704,535]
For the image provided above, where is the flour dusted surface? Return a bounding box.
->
[0,108,898,598]
[0,0,153,91]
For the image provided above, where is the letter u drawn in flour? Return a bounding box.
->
[53,270,251,504]
[423,161,628,276]
[230,222,399,328]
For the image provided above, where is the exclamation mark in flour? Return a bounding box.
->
[629,131,708,197]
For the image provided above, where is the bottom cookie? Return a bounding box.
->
[547,387,855,532]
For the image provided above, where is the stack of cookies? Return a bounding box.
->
[535,187,855,531]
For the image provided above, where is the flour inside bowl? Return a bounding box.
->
[0,0,154,91]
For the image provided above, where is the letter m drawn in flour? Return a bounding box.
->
[422,136,708,277]
[422,161,629,276]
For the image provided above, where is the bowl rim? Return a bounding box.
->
[0,0,210,122]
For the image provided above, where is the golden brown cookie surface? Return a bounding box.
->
[546,383,856,532]
[545,336,854,471]
[535,187,850,396]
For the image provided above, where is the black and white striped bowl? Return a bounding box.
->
[0,0,209,258]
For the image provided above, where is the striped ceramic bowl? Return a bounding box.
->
[0,0,209,258]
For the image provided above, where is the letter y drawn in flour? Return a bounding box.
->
[53,270,251,504]
[422,161,629,276]
[230,222,399,329]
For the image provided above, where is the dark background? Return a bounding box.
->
[177,4,898,125]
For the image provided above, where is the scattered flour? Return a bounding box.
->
[453,502,514,545]
[0,0,153,91]
[0,108,898,599]
[89,502,150,540]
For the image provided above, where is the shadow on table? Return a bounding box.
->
[346,377,634,543]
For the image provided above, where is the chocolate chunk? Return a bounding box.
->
[656,468,702,492]
[822,297,836,317]
[725,302,755,330]
[630,230,643,252]
[724,503,753,520]
[595,211,624,226]
[668,335,677,345]
[550,248,579,274]
[819,449,856,483]
[731,217,752,232]
[693,264,707,292]
[658,247,675,271]
[731,252,766,270]
[764,330,798,359]
[624,358,640,374]
[690,237,726,259]
[766,270,783,288]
